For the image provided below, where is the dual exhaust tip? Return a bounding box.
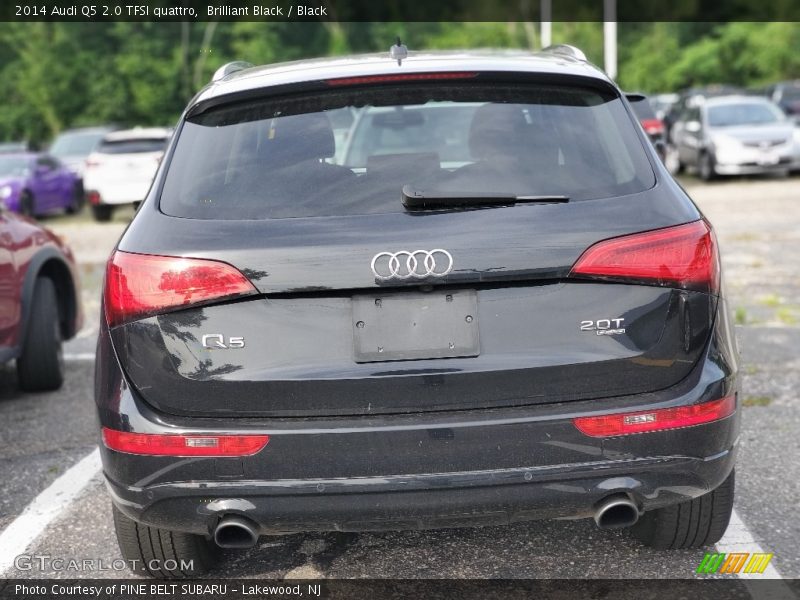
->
[593,495,640,529]
[212,496,639,547]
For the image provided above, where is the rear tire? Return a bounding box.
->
[699,152,717,182]
[631,470,735,549]
[113,505,220,578]
[66,183,84,214]
[17,277,64,392]
[19,191,35,217]
[91,204,113,222]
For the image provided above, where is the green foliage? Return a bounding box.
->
[0,22,798,145]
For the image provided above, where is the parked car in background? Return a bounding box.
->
[649,93,679,121]
[49,125,117,179]
[664,85,746,143]
[83,128,171,222]
[0,142,30,154]
[0,153,83,217]
[764,80,800,123]
[0,204,82,391]
[97,46,739,577]
[671,96,799,180]
[628,94,666,160]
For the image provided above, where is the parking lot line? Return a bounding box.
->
[0,448,101,575]
[64,352,96,362]
[715,508,796,600]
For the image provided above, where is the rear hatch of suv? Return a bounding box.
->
[106,76,718,418]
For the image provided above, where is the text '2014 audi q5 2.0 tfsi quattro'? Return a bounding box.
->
[96,44,739,577]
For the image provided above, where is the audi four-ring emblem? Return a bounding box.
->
[370,249,454,281]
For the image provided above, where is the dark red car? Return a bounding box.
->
[0,205,82,391]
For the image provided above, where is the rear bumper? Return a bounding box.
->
[96,296,740,535]
[106,444,737,535]
[714,155,797,175]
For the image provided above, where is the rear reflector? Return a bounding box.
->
[104,251,257,327]
[570,220,719,294]
[86,191,101,205]
[102,428,269,456]
[573,395,735,437]
[327,72,478,86]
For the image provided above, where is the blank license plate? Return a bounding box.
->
[352,290,479,363]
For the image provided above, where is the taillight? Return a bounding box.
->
[326,72,478,86]
[570,220,719,294]
[102,428,269,456]
[573,395,735,437]
[641,118,664,135]
[104,251,257,327]
[86,190,101,205]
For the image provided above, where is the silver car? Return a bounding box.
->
[672,95,800,180]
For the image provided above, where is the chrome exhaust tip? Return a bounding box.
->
[213,515,259,548]
[594,495,640,529]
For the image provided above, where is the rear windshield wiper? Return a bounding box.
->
[401,185,569,210]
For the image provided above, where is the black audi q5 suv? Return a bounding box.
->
[96,45,739,577]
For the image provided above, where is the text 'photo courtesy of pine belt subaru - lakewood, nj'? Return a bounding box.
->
[95,43,740,578]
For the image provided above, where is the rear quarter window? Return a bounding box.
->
[160,82,655,220]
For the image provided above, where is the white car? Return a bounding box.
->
[83,128,170,221]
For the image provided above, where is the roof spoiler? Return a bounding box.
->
[539,45,587,62]
[624,92,647,102]
[211,61,254,83]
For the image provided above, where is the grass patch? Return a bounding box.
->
[743,364,760,375]
[759,294,782,308]
[742,395,772,407]
[734,307,748,325]
[776,307,798,326]
[730,232,760,242]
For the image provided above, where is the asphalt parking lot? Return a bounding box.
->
[0,177,798,582]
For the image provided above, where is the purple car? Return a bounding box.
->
[0,153,83,217]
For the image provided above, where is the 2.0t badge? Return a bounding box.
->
[580,318,626,336]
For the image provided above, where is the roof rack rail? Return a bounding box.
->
[211,61,254,83]
[539,45,587,62]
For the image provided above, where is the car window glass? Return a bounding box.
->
[98,138,168,154]
[0,157,31,177]
[707,103,784,127]
[50,132,106,156]
[160,83,655,220]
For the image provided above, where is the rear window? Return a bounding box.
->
[98,138,167,154]
[50,131,106,157]
[707,103,784,127]
[161,83,655,220]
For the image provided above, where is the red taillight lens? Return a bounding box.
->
[573,395,735,437]
[86,190,101,205]
[102,428,269,456]
[570,220,719,294]
[326,72,478,86]
[641,118,665,135]
[104,251,257,327]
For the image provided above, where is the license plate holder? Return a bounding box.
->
[352,290,479,363]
